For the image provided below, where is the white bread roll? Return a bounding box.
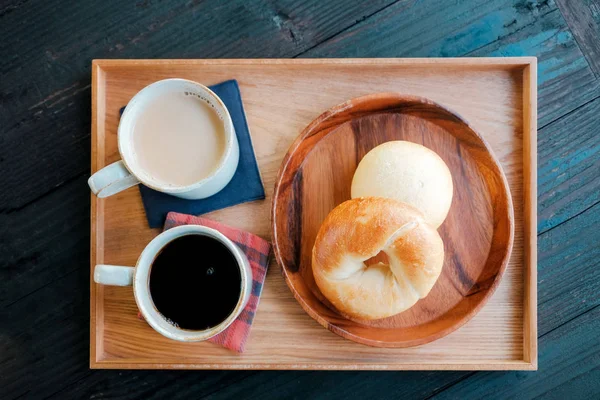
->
[351,141,453,228]
[312,197,444,320]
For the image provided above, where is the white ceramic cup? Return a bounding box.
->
[88,78,239,199]
[94,225,252,342]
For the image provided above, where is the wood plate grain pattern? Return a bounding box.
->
[272,93,514,347]
[90,58,537,370]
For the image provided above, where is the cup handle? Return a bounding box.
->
[94,265,135,286]
[88,161,140,198]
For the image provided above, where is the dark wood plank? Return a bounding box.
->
[0,176,90,398]
[3,179,594,399]
[557,0,600,77]
[0,0,398,212]
[47,370,469,400]
[0,175,90,308]
[0,0,29,18]
[303,0,558,58]
[537,200,600,335]
[0,183,255,399]
[429,305,600,399]
[0,259,251,399]
[2,0,599,398]
[302,0,600,127]
[0,263,90,399]
[538,97,600,233]
[467,7,600,127]
[194,371,468,400]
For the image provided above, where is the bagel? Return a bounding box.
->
[312,197,444,320]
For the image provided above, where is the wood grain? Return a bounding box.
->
[430,304,600,399]
[538,96,600,233]
[90,58,536,370]
[522,62,538,367]
[1,0,599,397]
[303,0,558,57]
[0,0,400,211]
[2,0,593,217]
[468,7,600,129]
[537,203,600,335]
[4,184,597,398]
[272,93,514,347]
[557,0,600,77]
[301,1,600,128]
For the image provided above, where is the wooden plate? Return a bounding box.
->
[272,93,515,348]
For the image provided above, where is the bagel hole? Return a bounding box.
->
[364,250,389,267]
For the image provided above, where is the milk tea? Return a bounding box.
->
[132,91,226,187]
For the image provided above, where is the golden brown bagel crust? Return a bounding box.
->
[312,197,444,320]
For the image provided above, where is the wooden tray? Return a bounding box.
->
[91,58,537,370]
[272,93,515,348]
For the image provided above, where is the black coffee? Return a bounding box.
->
[149,234,242,330]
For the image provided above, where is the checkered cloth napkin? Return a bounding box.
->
[138,211,271,353]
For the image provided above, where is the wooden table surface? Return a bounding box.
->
[1,0,598,399]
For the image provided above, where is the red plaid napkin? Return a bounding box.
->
[138,211,271,353]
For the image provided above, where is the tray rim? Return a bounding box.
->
[90,57,537,370]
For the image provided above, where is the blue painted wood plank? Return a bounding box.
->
[537,200,600,335]
[467,8,600,127]
[431,305,600,399]
[429,108,600,399]
[538,97,600,233]
[418,195,600,399]
[303,0,558,58]
[1,0,599,399]
[303,1,600,128]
